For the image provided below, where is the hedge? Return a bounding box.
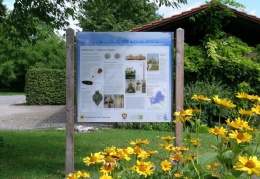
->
[25,68,66,105]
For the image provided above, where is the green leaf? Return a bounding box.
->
[197,152,218,166]
[222,150,234,159]
[224,174,238,179]
[194,163,204,172]
[230,169,243,178]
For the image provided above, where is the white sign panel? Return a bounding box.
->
[77,32,173,122]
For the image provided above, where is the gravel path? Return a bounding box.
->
[0,95,111,130]
[0,105,66,130]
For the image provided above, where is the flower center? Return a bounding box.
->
[214,128,220,133]
[90,156,98,162]
[237,133,245,140]
[245,160,256,168]
[174,153,182,161]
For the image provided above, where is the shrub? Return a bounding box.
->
[184,80,233,127]
[114,122,175,132]
[25,68,66,105]
[184,35,260,94]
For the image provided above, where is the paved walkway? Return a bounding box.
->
[0,95,111,130]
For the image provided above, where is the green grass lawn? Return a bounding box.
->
[0,129,216,179]
[0,92,25,96]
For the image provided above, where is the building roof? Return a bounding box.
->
[130,4,260,46]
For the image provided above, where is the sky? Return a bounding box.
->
[2,0,260,34]
[157,0,260,18]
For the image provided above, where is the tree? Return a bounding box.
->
[0,0,187,42]
[0,24,66,90]
[0,0,6,23]
[189,0,245,37]
[1,0,77,43]
[0,0,188,90]
[78,0,163,32]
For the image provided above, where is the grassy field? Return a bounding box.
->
[0,92,25,96]
[0,129,215,179]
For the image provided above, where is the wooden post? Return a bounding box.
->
[65,28,75,176]
[175,28,184,147]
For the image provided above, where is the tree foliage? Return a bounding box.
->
[78,0,163,32]
[185,0,260,94]
[0,0,187,42]
[1,0,77,43]
[184,33,260,94]
[189,0,245,37]
[0,0,6,23]
[0,24,65,90]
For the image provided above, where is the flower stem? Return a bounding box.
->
[191,158,201,179]
[219,108,223,127]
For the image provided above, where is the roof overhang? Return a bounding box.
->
[130,4,260,46]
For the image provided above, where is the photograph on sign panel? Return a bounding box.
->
[147,53,159,71]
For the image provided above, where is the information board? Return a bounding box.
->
[77,32,173,122]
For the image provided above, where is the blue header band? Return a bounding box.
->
[77,32,172,46]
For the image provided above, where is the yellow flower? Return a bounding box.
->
[183,154,193,163]
[247,94,259,102]
[191,94,211,102]
[174,172,183,178]
[99,173,113,179]
[133,146,143,154]
[116,149,131,161]
[191,108,202,113]
[190,137,200,147]
[67,171,91,179]
[208,126,227,137]
[122,147,134,155]
[103,146,117,156]
[80,172,91,178]
[174,116,192,123]
[133,147,149,160]
[175,146,189,152]
[170,152,183,162]
[164,144,176,151]
[75,171,91,178]
[160,160,172,171]
[160,142,169,148]
[83,152,104,166]
[161,135,175,142]
[174,109,193,117]
[66,173,78,179]
[174,109,193,123]
[237,92,260,102]
[137,150,149,160]
[226,118,253,131]
[206,162,220,170]
[239,109,253,116]
[229,130,253,144]
[130,139,149,146]
[213,95,236,108]
[211,173,218,177]
[146,150,158,156]
[236,92,250,99]
[100,156,117,173]
[135,160,154,178]
[234,156,260,175]
[252,104,260,115]
[226,118,240,129]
